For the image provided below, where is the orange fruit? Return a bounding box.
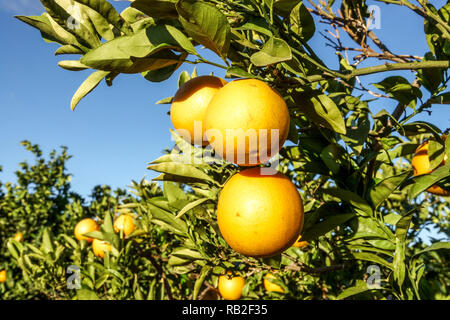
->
[217,167,304,257]
[412,136,449,196]
[170,75,227,146]
[114,215,136,237]
[218,272,245,300]
[92,239,112,258]
[0,270,6,283]
[74,218,100,242]
[205,79,290,166]
[13,232,23,242]
[292,235,308,249]
[264,273,284,293]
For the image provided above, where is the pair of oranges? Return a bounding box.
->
[217,271,284,300]
[171,76,305,259]
[74,215,136,258]
[170,76,305,300]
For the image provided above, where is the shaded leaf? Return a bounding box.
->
[250,37,292,67]
[176,0,231,60]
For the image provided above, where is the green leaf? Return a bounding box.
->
[80,25,187,73]
[373,76,422,108]
[428,140,445,171]
[225,66,264,80]
[142,57,185,83]
[402,121,442,139]
[368,171,411,209]
[171,247,206,260]
[348,216,395,242]
[342,112,370,155]
[176,198,209,218]
[55,44,84,55]
[176,0,231,60]
[83,231,104,241]
[7,241,20,260]
[40,0,101,49]
[431,91,450,104]
[156,96,173,104]
[76,288,100,300]
[393,239,406,287]
[290,1,315,41]
[262,254,282,269]
[294,91,347,134]
[322,189,373,216]
[148,162,216,184]
[236,17,273,37]
[250,37,292,67]
[102,211,115,234]
[148,203,188,235]
[74,0,131,34]
[164,181,188,203]
[193,265,211,300]
[71,70,109,110]
[40,228,54,254]
[337,280,379,299]
[131,0,179,19]
[412,242,450,258]
[58,60,89,71]
[16,14,85,50]
[273,0,302,17]
[302,213,355,241]
[352,252,393,270]
[178,70,191,87]
[408,164,450,199]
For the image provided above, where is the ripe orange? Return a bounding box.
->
[13,232,23,242]
[204,79,290,166]
[264,273,284,293]
[92,239,112,258]
[412,136,449,196]
[114,215,136,237]
[218,272,245,300]
[0,270,6,283]
[74,218,100,242]
[170,75,227,146]
[217,167,304,257]
[292,235,308,249]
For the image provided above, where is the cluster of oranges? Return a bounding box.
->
[171,76,308,299]
[73,214,136,258]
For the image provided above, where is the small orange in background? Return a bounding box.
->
[218,272,246,300]
[264,273,284,293]
[13,232,23,242]
[170,75,227,146]
[411,136,449,196]
[0,270,6,283]
[114,215,136,237]
[74,218,100,242]
[92,239,112,258]
[292,235,309,249]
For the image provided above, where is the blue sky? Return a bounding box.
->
[0,0,449,202]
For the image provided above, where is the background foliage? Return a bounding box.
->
[1,0,449,300]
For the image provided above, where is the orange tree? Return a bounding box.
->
[1,0,449,299]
